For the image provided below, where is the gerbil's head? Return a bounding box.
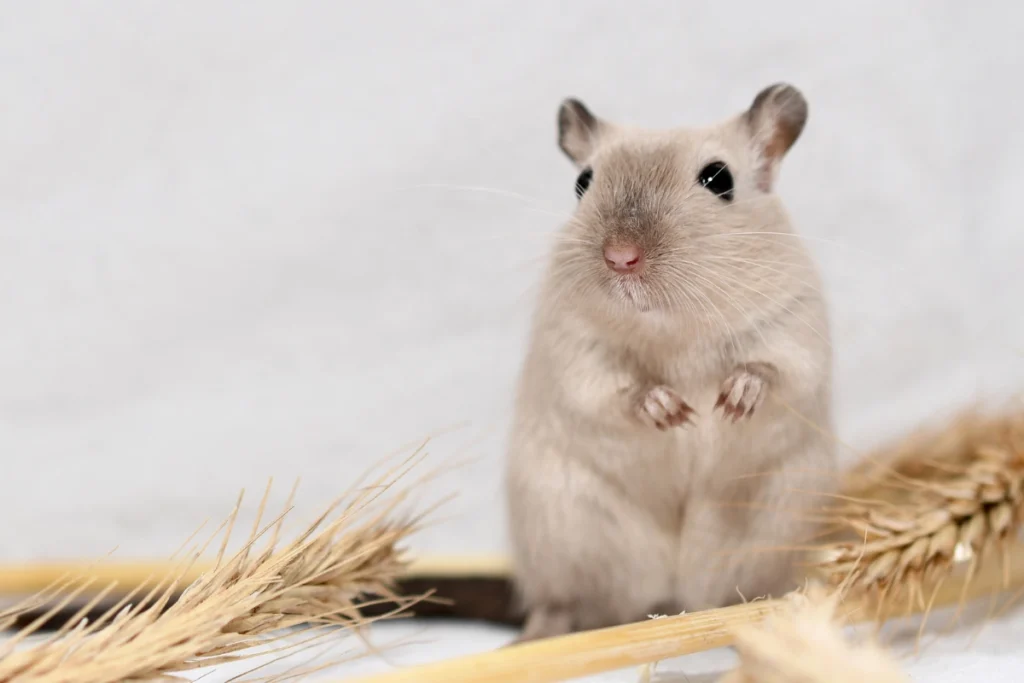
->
[552,84,809,316]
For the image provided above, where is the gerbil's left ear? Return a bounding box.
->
[743,83,808,192]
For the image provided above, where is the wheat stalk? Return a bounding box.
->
[341,541,1024,683]
[0,455,434,683]
[814,409,1024,611]
[716,584,909,683]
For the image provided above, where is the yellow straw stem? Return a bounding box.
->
[0,555,511,599]
[342,544,1024,683]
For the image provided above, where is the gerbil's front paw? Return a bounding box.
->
[715,367,773,422]
[636,385,695,430]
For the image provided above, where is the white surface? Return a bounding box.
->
[1,1,1023,680]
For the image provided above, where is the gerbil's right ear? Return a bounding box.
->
[743,83,808,191]
[558,98,603,165]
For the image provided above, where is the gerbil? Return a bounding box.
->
[504,83,836,641]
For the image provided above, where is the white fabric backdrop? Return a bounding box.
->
[2,1,1022,680]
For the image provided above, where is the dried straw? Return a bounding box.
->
[717,584,909,683]
[5,406,1023,683]
[0,556,512,602]
[341,540,1024,683]
[0,455,433,683]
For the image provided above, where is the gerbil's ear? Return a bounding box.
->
[558,98,603,165]
[743,83,808,191]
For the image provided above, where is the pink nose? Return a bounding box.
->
[604,243,644,274]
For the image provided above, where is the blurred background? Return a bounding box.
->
[2,2,1023,679]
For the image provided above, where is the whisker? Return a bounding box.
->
[689,262,831,349]
[693,230,898,269]
[671,261,767,354]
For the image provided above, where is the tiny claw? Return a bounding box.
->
[638,385,696,431]
[716,369,768,423]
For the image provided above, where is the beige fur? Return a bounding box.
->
[505,84,836,641]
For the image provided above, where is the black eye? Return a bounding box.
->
[698,161,734,202]
[574,168,593,199]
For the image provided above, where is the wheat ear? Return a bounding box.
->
[717,584,909,683]
[0,456,432,683]
[815,414,1024,610]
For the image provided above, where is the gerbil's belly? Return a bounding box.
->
[507,393,806,622]
[581,420,713,531]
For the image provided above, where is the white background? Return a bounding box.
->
[1,2,1022,680]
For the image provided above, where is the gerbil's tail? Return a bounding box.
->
[0,555,523,633]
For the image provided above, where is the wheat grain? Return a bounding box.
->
[0,455,433,683]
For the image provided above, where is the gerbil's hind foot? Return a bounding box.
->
[511,605,574,644]
[637,385,695,430]
[715,364,774,421]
